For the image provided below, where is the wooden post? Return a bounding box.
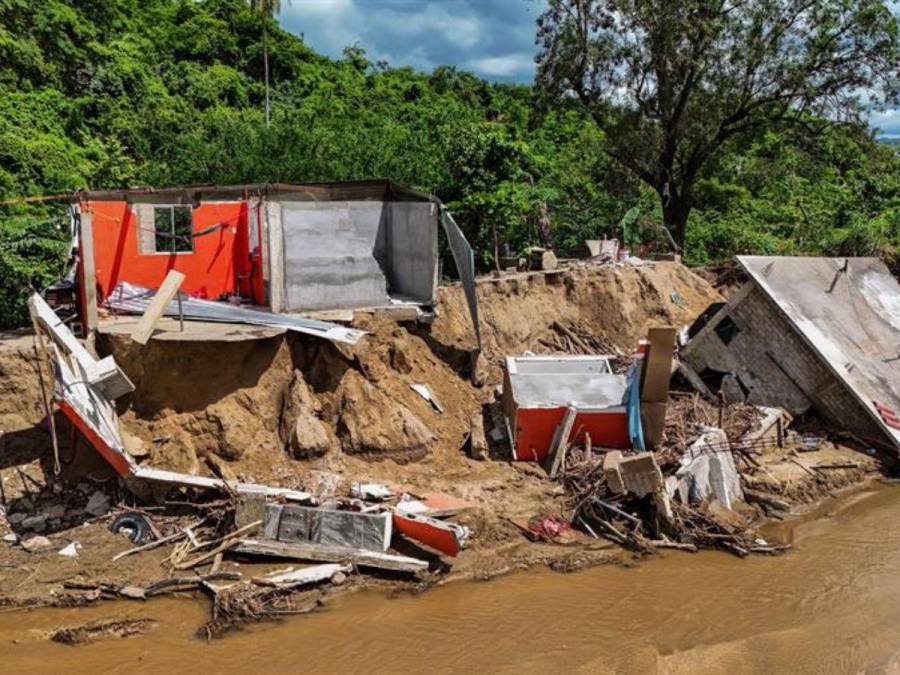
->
[131,270,186,345]
[548,406,577,479]
[79,210,99,336]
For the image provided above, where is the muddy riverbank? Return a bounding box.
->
[3,481,900,673]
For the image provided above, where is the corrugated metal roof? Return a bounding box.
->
[106,281,366,346]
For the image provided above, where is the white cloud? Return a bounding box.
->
[869,108,900,136]
[278,0,539,82]
[464,54,534,78]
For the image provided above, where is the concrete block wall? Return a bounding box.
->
[278,200,438,312]
[280,201,391,312]
[683,284,884,440]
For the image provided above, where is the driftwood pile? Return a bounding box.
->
[556,435,789,558]
[199,582,324,638]
[538,321,628,363]
[659,393,763,466]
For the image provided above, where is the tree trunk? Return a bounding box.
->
[661,194,690,252]
[263,23,270,128]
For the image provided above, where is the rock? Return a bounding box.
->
[21,535,52,553]
[122,429,150,459]
[7,513,26,525]
[388,343,413,374]
[3,533,18,544]
[289,411,333,460]
[42,504,67,519]
[338,372,435,458]
[85,491,111,517]
[150,436,200,475]
[206,452,237,482]
[471,351,488,387]
[307,471,344,500]
[331,571,347,585]
[468,413,489,460]
[21,514,48,532]
[119,585,147,600]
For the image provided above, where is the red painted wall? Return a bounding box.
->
[81,200,264,304]
[513,407,630,461]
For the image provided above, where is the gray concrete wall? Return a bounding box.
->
[280,201,390,311]
[385,202,438,303]
[278,200,437,312]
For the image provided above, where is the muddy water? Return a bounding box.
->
[3,485,900,674]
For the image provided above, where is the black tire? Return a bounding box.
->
[109,512,152,544]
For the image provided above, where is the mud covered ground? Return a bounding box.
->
[0,261,885,614]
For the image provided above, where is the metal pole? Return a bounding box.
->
[177,292,184,332]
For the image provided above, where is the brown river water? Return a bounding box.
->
[3,483,900,674]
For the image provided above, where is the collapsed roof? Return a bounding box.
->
[737,255,900,450]
[682,256,900,452]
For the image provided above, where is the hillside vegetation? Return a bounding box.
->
[1,0,898,327]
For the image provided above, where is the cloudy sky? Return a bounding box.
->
[278,0,898,137]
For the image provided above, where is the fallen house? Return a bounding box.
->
[681,256,900,452]
[72,180,479,347]
[29,290,466,577]
[28,292,312,501]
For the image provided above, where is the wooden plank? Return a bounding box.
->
[641,327,677,403]
[234,538,428,573]
[548,406,577,478]
[130,270,186,345]
[79,210,99,334]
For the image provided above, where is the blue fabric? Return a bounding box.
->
[626,362,645,451]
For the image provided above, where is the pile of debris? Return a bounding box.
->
[2,253,894,635]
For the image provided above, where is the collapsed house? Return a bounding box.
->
[72,180,479,346]
[681,256,900,452]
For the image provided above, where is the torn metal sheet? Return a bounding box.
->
[440,209,481,350]
[350,482,393,501]
[409,383,444,413]
[392,512,468,557]
[106,281,366,346]
[30,293,134,400]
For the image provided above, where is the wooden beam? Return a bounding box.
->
[130,270,186,345]
[548,406,577,478]
[234,538,428,573]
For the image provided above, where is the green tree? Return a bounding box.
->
[535,0,900,249]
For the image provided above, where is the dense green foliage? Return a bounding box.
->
[0,0,897,328]
[535,0,900,248]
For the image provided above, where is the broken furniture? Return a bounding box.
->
[502,355,632,461]
[681,256,900,452]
